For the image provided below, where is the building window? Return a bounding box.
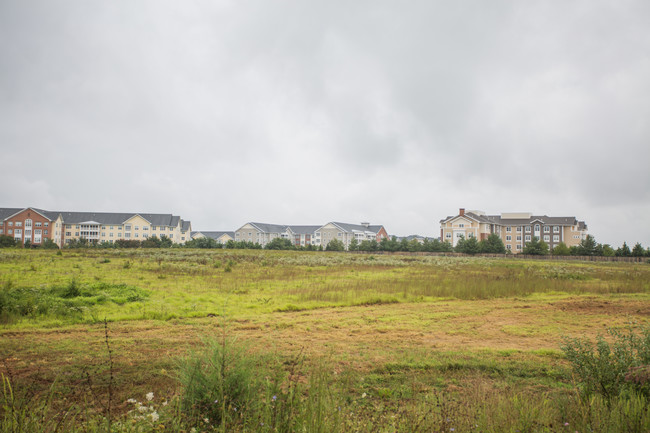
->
[125,233,130,239]
[516,244,522,250]
[8,222,13,227]
[169,234,173,238]
[44,230,48,235]
[16,222,22,227]
[35,222,42,227]
[506,244,512,250]
[134,233,139,238]
[506,235,511,241]
[467,232,474,238]
[506,226,512,232]
[125,225,132,231]
[110,233,113,237]
[0,229,3,234]
[544,235,550,242]
[516,227,522,232]
[8,230,12,234]
[543,226,549,233]
[143,226,148,231]
[458,223,464,228]
[516,235,521,241]
[101,233,106,237]
[553,235,560,242]
[76,225,79,229]
[144,234,149,238]
[135,226,139,230]
[66,232,71,236]
[553,226,559,233]
[534,224,540,231]
[525,226,531,233]
[445,233,451,239]
[118,233,122,238]
[525,235,531,241]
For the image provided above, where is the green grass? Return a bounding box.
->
[1,248,649,432]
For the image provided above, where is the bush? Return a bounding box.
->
[561,323,650,399]
[178,335,266,426]
[0,235,17,248]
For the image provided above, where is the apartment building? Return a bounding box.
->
[314,222,389,249]
[440,208,588,252]
[0,207,59,246]
[233,221,389,249]
[191,231,235,244]
[0,207,191,247]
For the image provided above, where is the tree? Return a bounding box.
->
[522,237,549,255]
[455,235,480,255]
[41,238,59,249]
[265,237,294,250]
[358,240,378,252]
[142,235,163,248]
[325,239,345,251]
[576,235,598,256]
[552,242,571,256]
[407,239,422,252]
[348,238,359,251]
[616,242,631,257]
[601,244,615,257]
[479,233,506,254]
[632,243,645,257]
[159,235,173,248]
[0,235,17,248]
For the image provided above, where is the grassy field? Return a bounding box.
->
[1,249,649,432]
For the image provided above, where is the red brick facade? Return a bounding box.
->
[1,208,54,246]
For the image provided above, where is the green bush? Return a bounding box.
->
[561,323,650,399]
[178,335,265,426]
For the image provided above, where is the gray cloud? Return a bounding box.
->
[1,1,649,247]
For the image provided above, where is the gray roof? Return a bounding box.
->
[247,222,288,233]
[441,212,583,227]
[181,220,191,231]
[0,208,26,221]
[193,231,235,240]
[51,211,182,226]
[286,225,320,235]
[328,222,386,234]
[0,207,59,221]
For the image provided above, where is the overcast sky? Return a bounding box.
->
[1,1,649,246]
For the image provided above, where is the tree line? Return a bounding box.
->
[1,233,649,257]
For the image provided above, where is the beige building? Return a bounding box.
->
[54,211,191,246]
[440,208,587,253]
[314,222,389,250]
[191,231,235,244]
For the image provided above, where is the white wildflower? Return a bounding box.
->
[162,400,168,406]
[137,405,148,413]
[190,428,197,433]
[361,392,367,398]
[150,411,159,422]
[126,398,137,404]
[146,392,154,401]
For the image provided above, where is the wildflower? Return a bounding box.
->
[361,392,367,398]
[127,398,137,404]
[162,400,168,406]
[214,399,219,404]
[564,422,569,426]
[450,429,455,432]
[272,395,277,401]
[137,405,148,413]
[203,418,209,423]
[190,428,197,433]
[151,411,159,422]
[146,392,154,401]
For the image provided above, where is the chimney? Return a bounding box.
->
[459,208,465,216]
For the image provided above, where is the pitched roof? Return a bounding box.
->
[286,225,320,235]
[441,211,583,227]
[327,222,385,234]
[247,222,288,233]
[54,211,181,226]
[193,231,235,240]
[0,208,27,220]
[181,220,191,231]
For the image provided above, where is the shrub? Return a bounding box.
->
[178,335,265,426]
[561,323,650,399]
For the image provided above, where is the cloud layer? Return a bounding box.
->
[1,1,649,246]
